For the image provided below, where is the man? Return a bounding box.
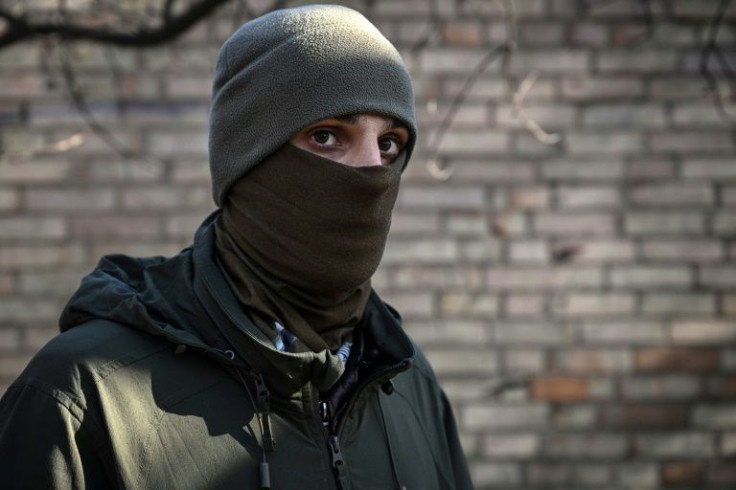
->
[0,5,473,489]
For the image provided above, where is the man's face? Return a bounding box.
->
[289,113,410,167]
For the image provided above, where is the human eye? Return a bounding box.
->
[378,135,403,162]
[311,129,338,147]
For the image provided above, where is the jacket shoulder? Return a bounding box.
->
[8,320,171,398]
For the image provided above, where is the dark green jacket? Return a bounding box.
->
[0,215,473,489]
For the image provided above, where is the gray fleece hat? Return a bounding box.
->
[208,4,417,206]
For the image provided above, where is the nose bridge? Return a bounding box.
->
[355,128,382,167]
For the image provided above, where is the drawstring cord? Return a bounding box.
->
[234,367,275,490]
[377,391,406,490]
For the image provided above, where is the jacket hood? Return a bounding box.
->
[59,213,415,398]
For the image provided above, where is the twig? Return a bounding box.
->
[0,0,232,49]
[511,72,562,144]
[58,43,138,159]
[699,0,736,123]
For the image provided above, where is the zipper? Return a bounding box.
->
[317,360,410,490]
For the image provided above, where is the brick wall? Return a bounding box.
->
[1,0,735,488]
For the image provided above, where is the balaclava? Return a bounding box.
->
[209,5,416,353]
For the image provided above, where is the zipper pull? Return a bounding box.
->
[328,435,350,490]
[319,400,330,427]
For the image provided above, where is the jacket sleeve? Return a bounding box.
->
[439,388,474,489]
[0,382,111,489]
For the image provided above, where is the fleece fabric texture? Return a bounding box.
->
[216,143,403,353]
[0,215,474,489]
[208,4,417,206]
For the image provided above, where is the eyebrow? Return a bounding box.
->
[335,114,405,131]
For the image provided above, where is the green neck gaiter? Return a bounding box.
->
[215,144,402,353]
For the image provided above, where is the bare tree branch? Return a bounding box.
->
[0,0,233,49]
[700,0,736,123]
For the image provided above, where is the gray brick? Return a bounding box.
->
[487,267,603,290]
[25,188,116,212]
[460,239,504,262]
[494,321,575,345]
[440,292,499,316]
[543,433,627,459]
[502,349,546,372]
[634,432,715,458]
[567,132,643,155]
[486,212,528,237]
[652,23,698,45]
[671,321,736,345]
[0,161,72,183]
[582,321,666,345]
[597,49,678,72]
[0,218,67,240]
[570,23,609,46]
[383,292,435,318]
[483,433,539,458]
[625,212,704,235]
[383,239,459,264]
[520,23,565,45]
[552,405,596,428]
[449,160,536,183]
[722,186,736,205]
[393,266,484,290]
[74,216,161,239]
[583,104,666,127]
[700,266,736,287]
[509,50,590,74]
[526,463,572,485]
[442,77,505,100]
[542,158,625,180]
[419,49,497,74]
[682,159,736,179]
[643,293,716,315]
[610,266,692,288]
[629,183,714,206]
[0,189,18,211]
[650,76,720,99]
[642,240,723,262]
[714,212,736,235]
[573,464,612,486]
[617,463,658,488]
[552,293,636,316]
[556,186,621,208]
[673,103,736,125]
[534,213,616,235]
[436,129,507,155]
[564,240,635,262]
[470,463,522,486]
[501,186,550,209]
[392,319,487,346]
[424,349,497,376]
[622,375,702,400]
[398,186,485,209]
[509,241,548,263]
[388,212,441,234]
[0,245,86,269]
[19,270,86,296]
[649,131,734,152]
[464,403,549,429]
[554,349,633,374]
[0,298,59,322]
[561,77,643,100]
[83,159,164,183]
[627,158,677,181]
[149,131,208,156]
[505,294,547,317]
[496,104,576,129]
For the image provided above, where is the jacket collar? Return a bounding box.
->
[191,212,415,399]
